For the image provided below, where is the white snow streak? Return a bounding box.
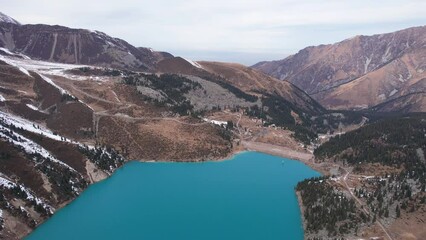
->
[0,175,54,214]
[0,53,92,81]
[0,54,31,76]
[203,118,228,127]
[389,89,398,97]
[40,74,67,94]
[111,90,121,103]
[26,104,39,111]
[0,176,15,189]
[182,57,204,69]
[0,111,73,144]
[364,56,372,74]
[0,47,14,55]
[0,127,77,172]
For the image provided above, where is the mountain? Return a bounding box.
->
[0,12,20,25]
[157,57,324,115]
[0,12,172,71]
[253,26,426,112]
[138,47,173,63]
[0,49,237,238]
[1,11,425,240]
[197,61,324,114]
[155,56,329,145]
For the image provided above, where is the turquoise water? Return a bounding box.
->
[26,151,320,240]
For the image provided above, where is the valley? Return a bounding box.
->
[0,11,424,240]
[0,42,321,240]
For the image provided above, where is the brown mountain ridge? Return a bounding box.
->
[253,26,426,112]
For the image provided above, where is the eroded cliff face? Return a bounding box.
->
[0,21,171,71]
[253,26,426,112]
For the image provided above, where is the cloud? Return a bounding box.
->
[1,0,425,64]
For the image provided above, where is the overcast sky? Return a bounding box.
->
[2,0,426,65]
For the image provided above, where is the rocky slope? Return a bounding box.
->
[0,12,172,71]
[253,26,426,112]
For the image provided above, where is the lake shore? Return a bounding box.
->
[240,141,328,240]
[25,142,320,239]
[240,140,328,175]
[296,192,308,240]
[27,151,318,240]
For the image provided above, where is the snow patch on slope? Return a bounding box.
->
[0,94,5,102]
[1,54,80,97]
[40,74,67,94]
[0,111,74,144]
[0,125,77,172]
[0,47,14,55]
[389,89,398,97]
[0,53,92,81]
[0,175,54,214]
[26,104,48,114]
[364,56,372,74]
[0,48,31,60]
[26,104,39,111]
[382,46,392,63]
[203,118,228,127]
[0,54,31,76]
[0,176,15,189]
[182,57,203,69]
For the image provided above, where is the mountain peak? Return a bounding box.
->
[0,12,21,25]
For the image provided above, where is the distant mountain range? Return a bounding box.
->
[2,11,425,113]
[253,26,426,112]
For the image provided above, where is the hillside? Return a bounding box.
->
[253,26,426,112]
[0,38,342,239]
[0,50,238,238]
[300,114,426,239]
[197,61,324,114]
[157,57,323,114]
[0,12,172,71]
[156,56,332,144]
[0,43,335,238]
